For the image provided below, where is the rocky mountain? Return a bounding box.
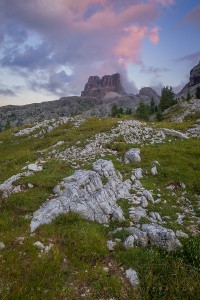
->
[81,73,126,98]
[177,61,200,98]
[0,74,159,130]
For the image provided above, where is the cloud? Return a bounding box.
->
[0,0,170,97]
[176,51,200,64]
[184,5,200,27]
[0,88,16,96]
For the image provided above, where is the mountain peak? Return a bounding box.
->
[81,73,126,98]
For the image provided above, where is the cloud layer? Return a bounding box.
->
[0,0,175,98]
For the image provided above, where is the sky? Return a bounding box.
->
[0,0,200,106]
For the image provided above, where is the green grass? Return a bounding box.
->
[0,116,200,299]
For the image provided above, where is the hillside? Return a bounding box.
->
[0,108,199,299]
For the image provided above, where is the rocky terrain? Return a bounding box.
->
[0,62,200,299]
[0,104,199,298]
[0,73,160,131]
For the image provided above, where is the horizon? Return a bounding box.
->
[0,0,200,107]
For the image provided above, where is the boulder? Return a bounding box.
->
[30,160,133,231]
[125,269,139,287]
[124,148,141,164]
[141,224,181,251]
[129,207,147,222]
[125,227,149,247]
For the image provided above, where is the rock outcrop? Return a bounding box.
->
[81,73,126,98]
[190,61,200,87]
[177,61,200,98]
[138,87,160,104]
[30,159,133,231]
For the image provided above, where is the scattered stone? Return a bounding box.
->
[33,241,53,253]
[176,230,189,238]
[140,196,148,208]
[124,148,141,164]
[27,164,43,172]
[125,269,139,287]
[162,128,188,139]
[107,240,116,251]
[124,235,135,249]
[129,207,147,222]
[142,190,154,202]
[0,242,5,250]
[132,168,143,179]
[126,227,149,247]
[151,166,158,175]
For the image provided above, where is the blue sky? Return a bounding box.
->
[0,0,200,106]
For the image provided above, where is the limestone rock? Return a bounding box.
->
[125,269,139,287]
[132,168,143,179]
[163,128,188,139]
[141,224,181,251]
[30,160,133,231]
[27,164,43,172]
[107,240,116,251]
[126,227,149,247]
[129,207,147,222]
[151,166,158,175]
[124,148,141,164]
[0,242,5,250]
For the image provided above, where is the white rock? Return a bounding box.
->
[140,196,148,208]
[124,148,141,164]
[142,190,154,202]
[125,227,149,247]
[151,166,158,175]
[30,160,130,231]
[33,241,45,250]
[124,235,135,249]
[163,128,188,139]
[125,269,139,287]
[129,207,147,222]
[0,242,5,250]
[27,164,43,172]
[132,168,143,179]
[176,230,189,238]
[142,224,181,251]
[107,240,116,251]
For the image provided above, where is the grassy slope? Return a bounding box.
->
[0,116,199,299]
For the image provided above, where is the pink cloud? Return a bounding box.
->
[152,0,174,6]
[148,26,159,44]
[114,26,159,66]
[0,0,167,96]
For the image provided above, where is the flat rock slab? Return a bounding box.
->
[30,159,133,231]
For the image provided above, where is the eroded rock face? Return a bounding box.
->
[81,73,126,98]
[190,61,200,87]
[30,159,133,231]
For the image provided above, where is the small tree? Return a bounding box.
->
[150,97,156,113]
[196,87,200,99]
[186,91,192,101]
[156,110,163,121]
[136,101,149,121]
[159,86,176,112]
[111,104,118,117]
